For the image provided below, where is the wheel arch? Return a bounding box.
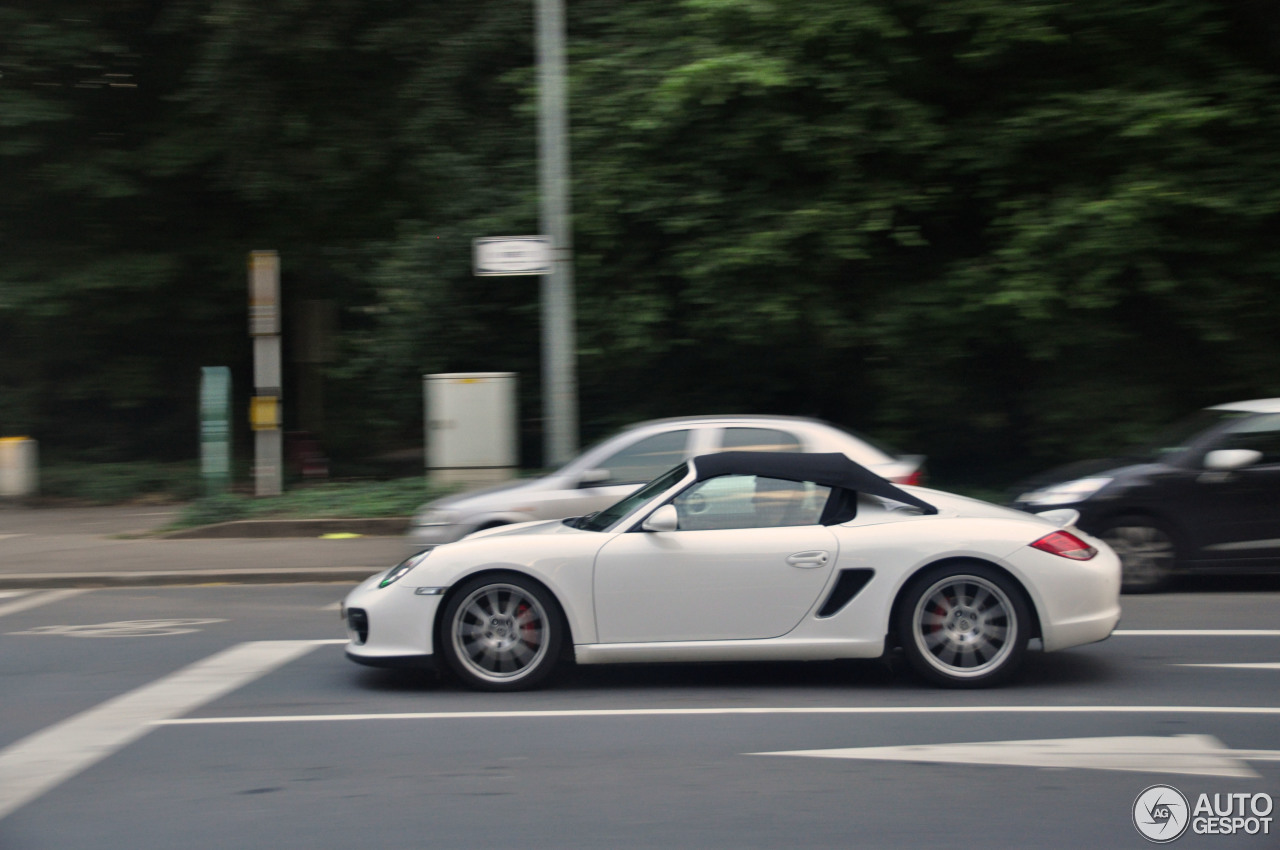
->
[432,567,576,654]
[886,557,1042,648]
[1086,507,1187,545]
[468,515,528,534]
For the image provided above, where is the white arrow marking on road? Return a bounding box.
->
[752,735,1280,779]
[1180,662,1280,670]
[1115,629,1280,636]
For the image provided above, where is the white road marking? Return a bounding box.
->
[157,704,1280,727]
[753,734,1279,779]
[1115,629,1280,636]
[9,618,228,638]
[0,639,326,822]
[0,589,88,619]
[1180,662,1280,670]
[0,533,26,541]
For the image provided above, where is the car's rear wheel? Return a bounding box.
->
[897,564,1030,688]
[439,574,563,691]
[1099,518,1177,593]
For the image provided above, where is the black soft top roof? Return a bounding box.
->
[690,451,938,516]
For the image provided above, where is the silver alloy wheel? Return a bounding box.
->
[1101,523,1175,590]
[450,582,551,684]
[910,574,1017,680]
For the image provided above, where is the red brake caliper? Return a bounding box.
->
[928,596,947,635]
[515,602,536,645]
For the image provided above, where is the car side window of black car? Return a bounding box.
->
[1217,414,1280,464]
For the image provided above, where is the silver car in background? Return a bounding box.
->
[407,415,925,551]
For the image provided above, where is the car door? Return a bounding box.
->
[1193,413,1280,561]
[592,474,838,642]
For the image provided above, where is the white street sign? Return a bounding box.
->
[473,236,553,276]
[752,734,1280,778]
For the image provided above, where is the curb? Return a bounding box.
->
[161,517,409,539]
[0,567,384,590]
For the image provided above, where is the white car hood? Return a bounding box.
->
[461,517,576,541]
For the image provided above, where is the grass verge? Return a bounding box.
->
[171,477,459,529]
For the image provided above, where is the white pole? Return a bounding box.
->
[535,0,578,467]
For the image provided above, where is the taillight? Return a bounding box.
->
[892,469,924,486]
[1031,530,1098,561]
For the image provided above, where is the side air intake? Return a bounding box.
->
[816,569,874,618]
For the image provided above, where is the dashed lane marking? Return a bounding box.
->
[0,639,329,822]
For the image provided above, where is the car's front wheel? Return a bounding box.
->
[897,563,1030,688]
[439,573,564,691]
[1098,518,1177,593]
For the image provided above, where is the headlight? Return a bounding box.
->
[413,509,458,528]
[1018,477,1113,507]
[379,550,432,588]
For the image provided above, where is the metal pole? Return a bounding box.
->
[535,0,578,467]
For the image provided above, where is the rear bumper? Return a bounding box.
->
[1040,605,1122,652]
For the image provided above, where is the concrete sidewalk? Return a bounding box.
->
[0,504,411,589]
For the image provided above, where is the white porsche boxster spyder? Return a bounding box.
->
[342,452,1121,690]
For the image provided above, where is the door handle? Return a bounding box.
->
[786,550,830,568]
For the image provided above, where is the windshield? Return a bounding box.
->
[1132,409,1252,459]
[578,462,690,532]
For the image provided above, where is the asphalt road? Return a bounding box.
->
[1,584,1278,849]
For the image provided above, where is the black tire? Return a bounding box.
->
[896,563,1031,688]
[1098,517,1178,594]
[438,573,564,691]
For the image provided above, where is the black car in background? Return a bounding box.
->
[1010,399,1280,592]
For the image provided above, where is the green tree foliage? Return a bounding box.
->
[2,0,1277,483]
[563,0,1280,480]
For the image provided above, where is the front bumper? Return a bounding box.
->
[341,569,443,668]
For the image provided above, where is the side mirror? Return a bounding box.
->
[1204,449,1262,472]
[641,504,679,532]
[578,468,611,488]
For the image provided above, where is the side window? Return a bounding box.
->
[597,430,691,485]
[720,427,802,453]
[1217,414,1280,465]
[672,475,830,530]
